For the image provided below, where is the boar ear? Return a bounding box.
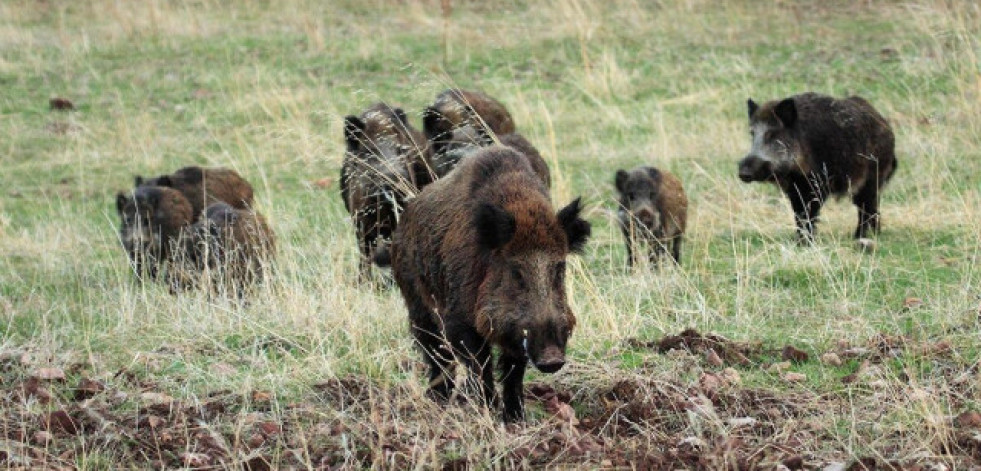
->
[156,175,173,187]
[614,170,628,193]
[134,175,145,187]
[474,203,516,250]
[394,107,409,126]
[557,197,591,253]
[116,192,127,214]
[344,115,366,152]
[747,99,758,120]
[423,107,450,140]
[179,166,203,184]
[645,167,661,184]
[774,98,797,128]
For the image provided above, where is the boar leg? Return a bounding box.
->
[447,324,495,408]
[355,216,376,283]
[499,353,527,422]
[784,178,825,244]
[671,237,682,264]
[648,240,665,268]
[409,306,456,400]
[852,181,880,239]
[620,226,636,268]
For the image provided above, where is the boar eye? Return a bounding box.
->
[510,265,525,286]
[763,130,776,142]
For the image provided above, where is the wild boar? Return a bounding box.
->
[340,102,429,282]
[183,202,276,295]
[615,166,687,267]
[420,121,552,188]
[737,93,897,243]
[136,166,254,221]
[388,146,590,421]
[116,185,194,281]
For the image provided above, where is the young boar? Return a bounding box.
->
[340,103,429,282]
[116,185,194,281]
[615,167,688,267]
[737,93,897,243]
[421,119,552,188]
[136,166,254,221]
[388,146,591,422]
[184,202,276,295]
[425,89,515,142]
[421,89,522,182]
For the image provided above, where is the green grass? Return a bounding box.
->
[2,0,980,468]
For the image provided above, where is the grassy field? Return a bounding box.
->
[1,0,980,468]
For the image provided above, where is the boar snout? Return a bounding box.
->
[533,345,566,374]
[738,155,772,182]
[634,207,656,226]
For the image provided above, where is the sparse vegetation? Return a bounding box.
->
[1,0,979,468]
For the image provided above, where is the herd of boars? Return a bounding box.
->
[114,88,897,421]
[115,166,275,296]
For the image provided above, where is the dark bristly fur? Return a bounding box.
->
[420,89,552,187]
[135,166,255,221]
[116,185,195,282]
[389,146,590,422]
[738,93,898,242]
[615,166,688,267]
[181,202,276,296]
[340,102,430,283]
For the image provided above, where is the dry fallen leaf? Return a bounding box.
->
[903,297,924,310]
[955,411,981,429]
[782,345,810,363]
[768,361,791,372]
[313,177,334,189]
[258,421,281,437]
[145,415,166,429]
[34,367,66,381]
[140,391,174,404]
[727,417,757,428]
[704,348,724,367]
[74,377,105,401]
[33,431,53,444]
[40,410,80,435]
[179,452,211,467]
[783,372,807,383]
[545,396,579,426]
[698,373,721,393]
[248,433,266,448]
[820,352,843,366]
[721,367,742,386]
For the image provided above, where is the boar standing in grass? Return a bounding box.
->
[385,146,590,422]
[182,202,276,295]
[116,185,194,281]
[615,166,688,267]
[422,89,549,184]
[136,166,255,221]
[340,103,429,282]
[422,115,552,188]
[737,93,897,244]
[426,89,515,142]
